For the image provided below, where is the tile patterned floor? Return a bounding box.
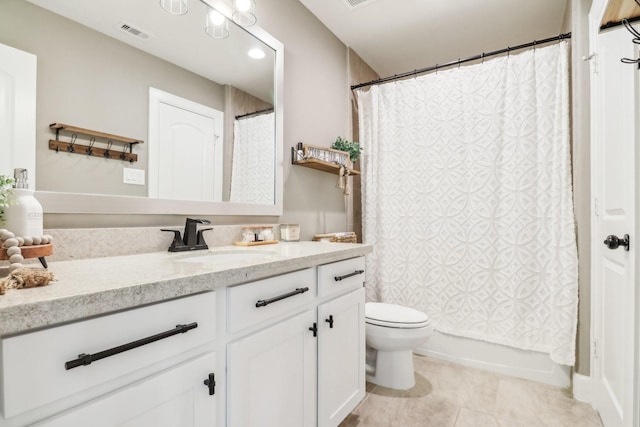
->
[339,355,603,427]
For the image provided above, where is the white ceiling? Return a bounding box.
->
[299,0,569,78]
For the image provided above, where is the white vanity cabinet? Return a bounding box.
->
[226,257,366,427]
[317,257,366,427]
[226,268,317,427]
[0,292,218,427]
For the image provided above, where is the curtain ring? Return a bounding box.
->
[68,134,77,153]
[104,140,113,159]
[481,52,485,64]
[458,59,461,69]
[86,137,95,156]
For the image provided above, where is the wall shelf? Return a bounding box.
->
[49,123,143,163]
[291,147,360,176]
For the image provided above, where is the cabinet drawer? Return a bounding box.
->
[227,268,315,334]
[317,257,365,298]
[1,292,216,419]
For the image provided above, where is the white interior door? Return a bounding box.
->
[148,88,223,202]
[0,42,36,185]
[590,19,638,427]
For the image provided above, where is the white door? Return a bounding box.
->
[35,352,217,427]
[227,310,317,427]
[148,88,223,202]
[590,18,638,427]
[0,42,36,185]
[318,288,366,427]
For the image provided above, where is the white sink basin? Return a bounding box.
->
[174,249,279,264]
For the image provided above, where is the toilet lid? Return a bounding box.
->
[365,302,430,329]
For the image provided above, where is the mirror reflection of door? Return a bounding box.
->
[0,42,36,185]
[148,88,223,202]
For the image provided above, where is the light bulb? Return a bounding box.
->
[248,48,265,59]
[235,0,251,12]
[209,9,225,26]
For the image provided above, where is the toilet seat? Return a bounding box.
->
[365,302,430,329]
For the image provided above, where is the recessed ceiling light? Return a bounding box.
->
[248,48,265,59]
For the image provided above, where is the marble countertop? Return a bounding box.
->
[0,242,372,337]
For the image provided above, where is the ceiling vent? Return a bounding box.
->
[342,0,378,9]
[118,22,150,40]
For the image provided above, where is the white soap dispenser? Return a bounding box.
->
[4,168,43,239]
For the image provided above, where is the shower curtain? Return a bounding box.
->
[230,112,275,204]
[358,42,578,365]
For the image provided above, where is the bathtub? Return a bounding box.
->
[416,331,571,388]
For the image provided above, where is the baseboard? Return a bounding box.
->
[572,372,592,403]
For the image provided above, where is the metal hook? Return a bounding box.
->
[68,134,76,153]
[622,19,640,44]
[104,140,113,159]
[120,143,129,160]
[621,57,640,69]
[86,137,95,156]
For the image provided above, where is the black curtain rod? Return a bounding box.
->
[351,32,572,91]
[235,107,274,120]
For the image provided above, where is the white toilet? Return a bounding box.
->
[365,302,433,390]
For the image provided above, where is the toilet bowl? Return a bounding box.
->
[365,302,433,390]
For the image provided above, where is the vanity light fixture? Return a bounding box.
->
[159,0,188,15]
[248,48,265,59]
[205,8,229,39]
[232,0,257,27]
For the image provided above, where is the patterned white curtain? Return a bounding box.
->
[230,112,275,204]
[358,42,578,365]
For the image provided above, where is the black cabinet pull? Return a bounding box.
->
[334,270,365,281]
[64,322,198,370]
[204,373,216,396]
[309,322,318,337]
[255,287,309,308]
[325,315,334,328]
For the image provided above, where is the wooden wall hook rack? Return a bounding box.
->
[49,123,143,163]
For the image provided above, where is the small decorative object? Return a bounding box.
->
[280,224,300,242]
[0,174,15,225]
[331,137,362,163]
[0,268,56,295]
[234,225,278,246]
[312,232,357,243]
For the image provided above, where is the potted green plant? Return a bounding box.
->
[331,137,362,163]
[0,175,15,225]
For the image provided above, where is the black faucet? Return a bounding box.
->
[161,218,212,252]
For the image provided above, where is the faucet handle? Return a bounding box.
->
[161,229,184,252]
[197,228,213,247]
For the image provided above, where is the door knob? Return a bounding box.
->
[603,234,630,251]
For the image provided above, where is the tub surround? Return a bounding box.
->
[0,241,371,337]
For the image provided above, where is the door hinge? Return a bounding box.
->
[594,197,599,218]
[593,340,598,359]
[204,373,216,395]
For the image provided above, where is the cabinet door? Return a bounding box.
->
[227,309,317,427]
[34,353,217,427]
[318,288,366,427]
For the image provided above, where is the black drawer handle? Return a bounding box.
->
[334,270,365,281]
[256,287,310,308]
[65,322,198,370]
